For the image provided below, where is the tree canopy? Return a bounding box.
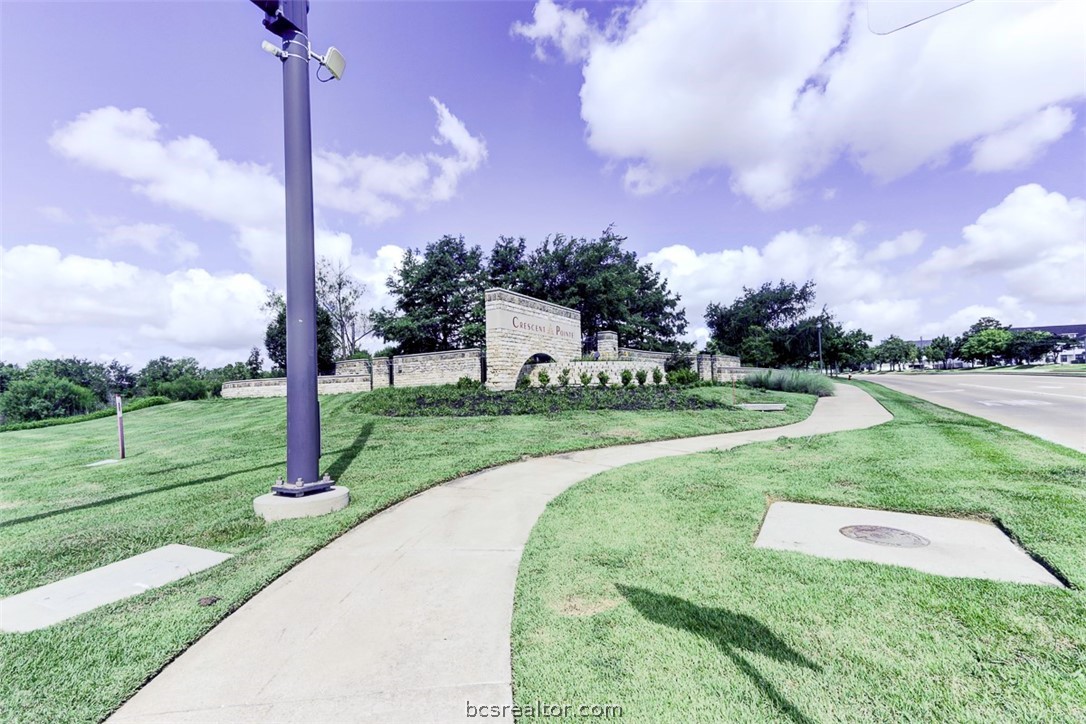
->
[373,228,688,354]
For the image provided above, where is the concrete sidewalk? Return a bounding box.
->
[110,383,891,724]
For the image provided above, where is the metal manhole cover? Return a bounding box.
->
[839,525,930,548]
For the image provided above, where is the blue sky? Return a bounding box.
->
[2,0,1083,367]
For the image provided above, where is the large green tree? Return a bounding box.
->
[371,236,488,354]
[1005,330,1058,364]
[704,280,839,367]
[513,228,687,351]
[926,335,954,369]
[263,302,337,375]
[960,328,1013,366]
[873,335,917,371]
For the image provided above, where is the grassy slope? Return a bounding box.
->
[0,386,812,724]
[512,382,1086,723]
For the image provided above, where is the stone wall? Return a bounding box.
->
[485,288,582,390]
[696,354,743,381]
[620,347,672,365]
[221,375,371,398]
[522,360,665,387]
[392,349,484,388]
[332,359,372,386]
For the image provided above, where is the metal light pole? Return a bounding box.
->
[251,0,343,497]
[816,320,824,375]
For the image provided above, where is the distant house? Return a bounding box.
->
[1009,324,1086,364]
[907,324,1086,366]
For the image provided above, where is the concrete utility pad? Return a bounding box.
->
[738,403,787,411]
[755,502,1063,587]
[86,459,120,467]
[0,544,233,632]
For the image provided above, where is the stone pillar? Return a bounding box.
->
[371,357,392,389]
[597,331,618,359]
[696,353,714,381]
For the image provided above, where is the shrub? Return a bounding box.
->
[579,371,593,386]
[620,369,634,388]
[652,367,663,385]
[350,384,732,417]
[558,368,571,387]
[149,375,209,401]
[537,370,551,388]
[597,371,610,388]
[456,376,482,390]
[0,396,172,432]
[0,375,100,423]
[636,369,648,387]
[743,369,834,397]
[666,367,700,386]
[516,375,531,390]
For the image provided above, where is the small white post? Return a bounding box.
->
[115,395,125,460]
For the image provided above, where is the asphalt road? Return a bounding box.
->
[858,373,1086,453]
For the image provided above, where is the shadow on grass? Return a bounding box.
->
[0,462,284,531]
[0,423,374,531]
[322,422,373,483]
[617,585,820,724]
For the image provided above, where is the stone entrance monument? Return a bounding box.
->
[484,288,581,389]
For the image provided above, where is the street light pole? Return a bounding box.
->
[252,0,328,496]
[816,320,824,375]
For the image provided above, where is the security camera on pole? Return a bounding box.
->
[250,0,349,521]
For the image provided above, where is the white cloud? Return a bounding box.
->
[919,297,1036,339]
[0,336,57,362]
[515,0,1086,208]
[970,106,1075,172]
[97,222,199,262]
[864,229,924,263]
[313,98,487,224]
[921,183,1085,304]
[821,188,837,201]
[511,0,598,62]
[49,102,485,280]
[644,226,922,342]
[0,244,268,364]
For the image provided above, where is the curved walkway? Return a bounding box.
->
[110,383,891,723]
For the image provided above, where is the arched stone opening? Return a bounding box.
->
[516,353,556,386]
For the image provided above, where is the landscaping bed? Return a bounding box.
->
[349,383,762,417]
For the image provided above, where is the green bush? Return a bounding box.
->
[516,375,531,390]
[558,368,571,387]
[652,367,663,385]
[0,375,100,423]
[0,397,172,432]
[743,369,834,397]
[456,376,483,390]
[620,369,634,388]
[350,384,732,417]
[579,371,592,387]
[597,371,610,388]
[635,369,648,387]
[151,375,209,401]
[666,367,700,386]
[537,370,551,388]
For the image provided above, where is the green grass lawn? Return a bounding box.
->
[0,385,812,724]
[512,382,1086,723]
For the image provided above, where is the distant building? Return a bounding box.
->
[1009,324,1086,364]
[907,324,1085,366]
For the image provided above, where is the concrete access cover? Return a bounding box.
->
[755,502,1063,587]
[0,544,233,632]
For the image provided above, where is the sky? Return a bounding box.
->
[1,0,1084,368]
